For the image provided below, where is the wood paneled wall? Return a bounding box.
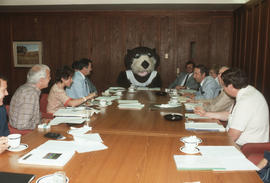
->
[0,11,233,102]
[233,0,270,104]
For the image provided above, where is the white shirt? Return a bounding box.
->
[226,85,269,146]
[180,73,193,86]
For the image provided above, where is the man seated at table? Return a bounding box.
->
[183,64,220,100]
[9,64,51,130]
[47,66,96,114]
[66,58,97,99]
[0,75,9,154]
[169,61,199,90]
[194,68,269,146]
[196,66,234,112]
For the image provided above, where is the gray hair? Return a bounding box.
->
[27,64,50,84]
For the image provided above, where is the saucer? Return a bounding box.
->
[180,136,202,144]
[180,146,200,154]
[36,174,69,183]
[8,143,28,152]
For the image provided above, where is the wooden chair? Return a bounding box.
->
[40,93,53,119]
[241,142,270,165]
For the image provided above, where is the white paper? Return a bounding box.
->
[73,133,108,153]
[185,113,209,119]
[118,100,140,104]
[68,125,92,135]
[54,108,92,118]
[49,117,86,126]
[185,122,225,132]
[18,140,75,167]
[155,104,181,108]
[118,103,144,109]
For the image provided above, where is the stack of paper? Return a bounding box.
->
[73,133,108,153]
[185,122,225,132]
[118,100,144,110]
[184,103,203,111]
[155,103,181,108]
[54,107,93,118]
[174,146,259,171]
[185,113,209,119]
[48,117,86,126]
[19,140,76,167]
[180,89,197,94]
[95,96,120,101]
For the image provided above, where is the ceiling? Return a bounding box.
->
[0,0,249,12]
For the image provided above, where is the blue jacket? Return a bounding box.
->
[195,76,221,100]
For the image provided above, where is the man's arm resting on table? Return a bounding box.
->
[228,128,242,142]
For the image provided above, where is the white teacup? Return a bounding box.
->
[116,91,122,96]
[128,88,135,92]
[184,141,198,152]
[100,100,107,107]
[8,134,21,148]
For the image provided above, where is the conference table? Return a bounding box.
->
[0,90,262,183]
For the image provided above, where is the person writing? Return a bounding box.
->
[47,66,96,114]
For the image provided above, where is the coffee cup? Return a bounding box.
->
[8,134,21,148]
[100,100,107,106]
[128,88,135,92]
[116,91,122,96]
[184,141,198,152]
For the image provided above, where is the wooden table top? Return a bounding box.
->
[0,90,262,183]
[0,129,261,183]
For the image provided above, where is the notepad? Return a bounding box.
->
[185,113,209,119]
[54,108,91,118]
[0,172,35,183]
[174,146,259,171]
[18,140,75,167]
[185,122,225,132]
[49,117,86,126]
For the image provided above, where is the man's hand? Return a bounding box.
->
[194,106,206,116]
[0,137,9,154]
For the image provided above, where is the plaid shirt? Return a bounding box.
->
[9,83,41,130]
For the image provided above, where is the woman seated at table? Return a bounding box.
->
[47,66,96,114]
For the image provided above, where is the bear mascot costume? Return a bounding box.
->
[117,46,162,88]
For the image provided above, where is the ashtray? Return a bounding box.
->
[155,91,167,96]
[164,113,183,121]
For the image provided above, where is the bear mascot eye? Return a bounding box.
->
[134,53,140,59]
[117,46,162,89]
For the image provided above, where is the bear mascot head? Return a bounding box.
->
[117,46,162,88]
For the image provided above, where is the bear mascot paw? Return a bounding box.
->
[117,46,162,88]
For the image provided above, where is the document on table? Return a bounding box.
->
[49,117,86,126]
[68,125,92,135]
[185,122,225,132]
[54,108,92,118]
[73,133,108,153]
[95,96,120,101]
[174,146,259,171]
[118,103,144,110]
[118,100,140,104]
[18,140,75,167]
[185,113,209,119]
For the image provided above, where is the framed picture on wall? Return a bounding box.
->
[13,41,42,67]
